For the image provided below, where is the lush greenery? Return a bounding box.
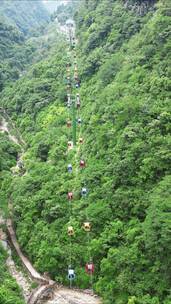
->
[0,245,24,304]
[0,0,53,91]
[0,0,49,35]
[0,0,171,304]
[0,14,62,91]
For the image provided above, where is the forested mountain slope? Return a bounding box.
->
[0,0,50,91]
[0,15,59,91]
[0,3,65,303]
[0,0,49,35]
[0,0,171,304]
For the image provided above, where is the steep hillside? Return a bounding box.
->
[0,0,50,91]
[0,16,60,91]
[0,1,171,304]
[0,246,24,304]
[0,0,49,35]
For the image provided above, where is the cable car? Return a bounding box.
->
[68,268,75,280]
[75,83,80,88]
[67,226,74,236]
[68,141,73,150]
[76,100,80,108]
[81,187,87,196]
[68,141,73,149]
[80,160,86,168]
[68,192,73,200]
[74,74,79,81]
[77,118,82,125]
[67,164,72,173]
[67,94,71,102]
[83,222,91,232]
[67,120,72,128]
[76,93,80,108]
[85,263,94,275]
[79,137,83,144]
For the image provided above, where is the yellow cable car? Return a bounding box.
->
[83,222,91,232]
[68,226,74,236]
[79,137,83,144]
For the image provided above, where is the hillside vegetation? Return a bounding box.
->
[0,246,24,304]
[0,0,49,35]
[0,1,171,304]
[0,17,61,91]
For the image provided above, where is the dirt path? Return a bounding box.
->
[7,219,49,284]
[6,253,32,301]
[47,288,101,304]
[0,117,20,145]
[0,223,32,301]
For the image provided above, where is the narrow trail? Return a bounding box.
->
[0,113,101,304]
[0,218,32,301]
[47,288,100,304]
[0,108,26,147]
[0,117,20,145]
[6,255,31,301]
[6,219,50,284]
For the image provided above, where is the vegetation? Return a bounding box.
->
[0,14,62,91]
[0,0,171,303]
[0,245,24,304]
[0,0,49,35]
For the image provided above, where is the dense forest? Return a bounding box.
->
[0,0,49,35]
[0,0,171,303]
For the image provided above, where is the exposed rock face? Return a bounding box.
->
[123,0,157,16]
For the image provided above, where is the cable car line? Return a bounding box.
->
[65,19,94,292]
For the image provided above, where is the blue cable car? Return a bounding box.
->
[68,164,72,173]
[81,187,87,197]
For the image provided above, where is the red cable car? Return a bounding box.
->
[80,160,86,168]
[68,192,73,200]
[85,263,94,275]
